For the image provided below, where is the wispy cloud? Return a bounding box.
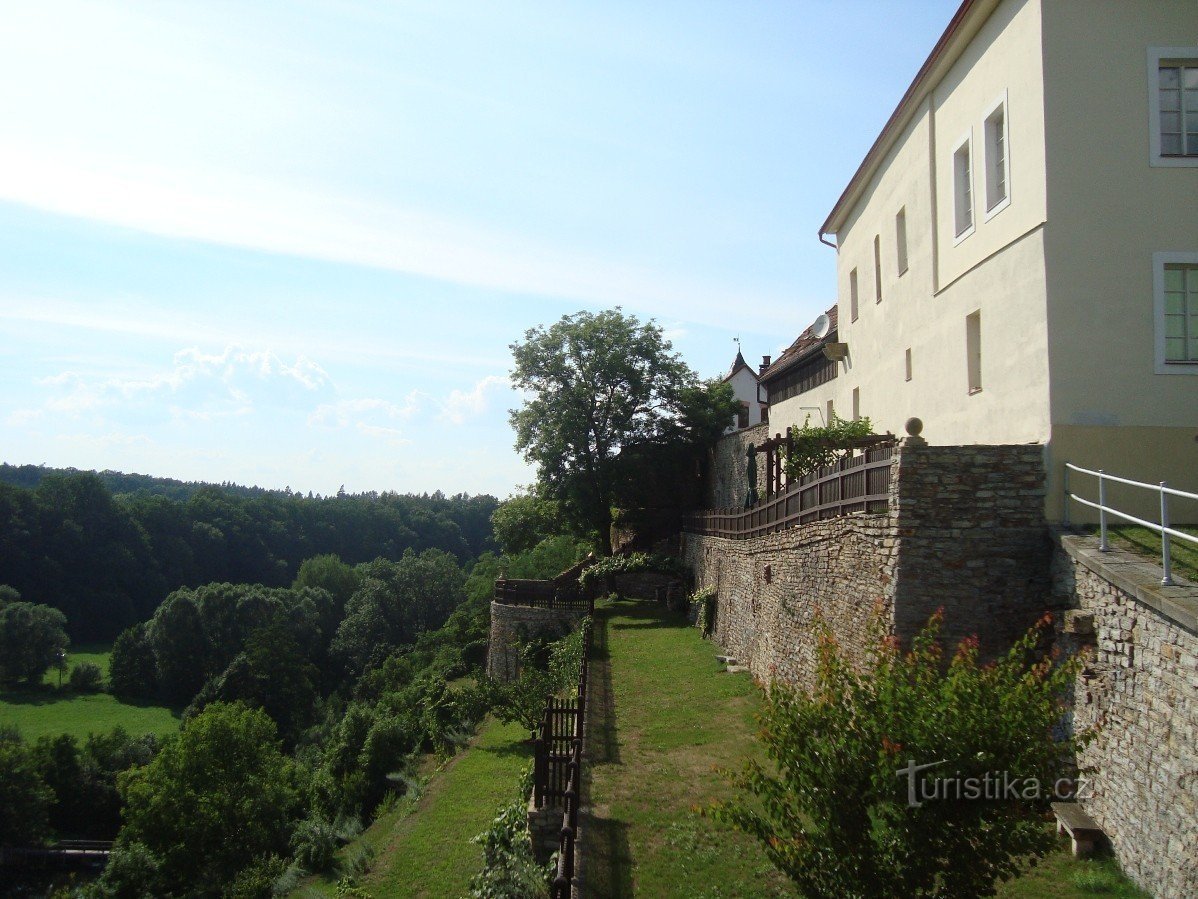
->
[25,345,329,419]
[439,375,510,425]
[0,143,803,334]
[308,393,422,445]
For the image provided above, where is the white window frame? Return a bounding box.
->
[983,91,1011,220]
[951,130,975,244]
[1153,251,1198,374]
[1148,47,1198,167]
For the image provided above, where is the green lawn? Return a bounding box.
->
[1107,524,1198,583]
[584,597,796,898]
[294,716,533,898]
[585,597,1146,899]
[1,643,180,741]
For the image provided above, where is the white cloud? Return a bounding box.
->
[439,375,510,425]
[32,345,329,418]
[308,393,422,434]
[0,143,805,335]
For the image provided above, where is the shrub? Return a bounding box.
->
[783,413,876,481]
[576,552,686,592]
[69,661,104,693]
[706,610,1084,899]
[290,815,341,873]
[690,587,716,638]
[469,765,551,899]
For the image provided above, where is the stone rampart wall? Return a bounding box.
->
[486,601,585,682]
[684,440,1050,685]
[1054,535,1198,899]
[706,423,769,510]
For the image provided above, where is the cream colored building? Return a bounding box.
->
[766,0,1198,521]
[721,348,769,434]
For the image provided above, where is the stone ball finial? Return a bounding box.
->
[905,417,924,437]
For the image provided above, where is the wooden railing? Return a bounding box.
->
[684,443,895,539]
[493,578,593,612]
[531,617,592,898]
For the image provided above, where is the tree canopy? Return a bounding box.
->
[509,308,737,550]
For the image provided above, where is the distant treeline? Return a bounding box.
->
[0,466,498,641]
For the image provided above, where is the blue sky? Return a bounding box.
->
[0,0,958,497]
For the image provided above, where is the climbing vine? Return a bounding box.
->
[783,414,876,481]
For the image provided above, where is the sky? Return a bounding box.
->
[0,0,960,498]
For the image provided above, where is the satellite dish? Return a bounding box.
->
[811,313,831,339]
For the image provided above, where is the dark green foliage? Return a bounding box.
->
[783,413,877,480]
[0,732,53,846]
[117,702,302,895]
[290,815,341,872]
[469,765,551,899]
[490,490,560,555]
[223,854,289,899]
[576,551,687,591]
[293,553,361,617]
[332,549,466,678]
[509,308,738,550]
[0,600,69,684]
[0,468,497,642]
[84,841,165,898]
[707,611,1083,899]
[109,623,158,699]
[68,661,104,692]
[483,622,588,738]
[691,587,716,637]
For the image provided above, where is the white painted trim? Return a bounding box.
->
[1148,47,1198,168]
[1153,251,1198,375]
[982,90,1011,220]
[951,129,975,245]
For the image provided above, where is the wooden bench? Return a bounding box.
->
[1051,802,1104,858]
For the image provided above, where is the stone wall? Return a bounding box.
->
[1054,535,1198,899]
[682,440,1051,687]
[486,601,586,681]
[705,423,769,510]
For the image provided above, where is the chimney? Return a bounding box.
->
[759,355,771,374]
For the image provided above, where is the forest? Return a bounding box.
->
[0,457,585,897]
[0,466,498,640]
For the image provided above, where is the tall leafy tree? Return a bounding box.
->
[509,308,737,550]
[0,601,69,685]
[115,702,301,894]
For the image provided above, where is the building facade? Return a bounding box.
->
[767,0,1198,520]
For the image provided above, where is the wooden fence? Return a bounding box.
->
[531,617,592,898]
[684,443,895,539]
[493,578,593,612]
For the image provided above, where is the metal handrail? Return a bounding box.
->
[1063,462,1198,586]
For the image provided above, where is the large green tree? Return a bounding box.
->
[115,702,301,894]
[509,308,737,551]
[0,600,69,685]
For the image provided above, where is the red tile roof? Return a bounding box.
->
[760,306,838,383]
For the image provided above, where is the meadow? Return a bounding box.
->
[0,643,180,741]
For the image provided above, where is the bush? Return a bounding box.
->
[223,854,288,899]
[783,412,876,481]
[69,661,104,693]
[469,766,551,899]
[706,610,1083,899]
[576,551,689,592]
[690,587,716,638]
[290,815,341,873]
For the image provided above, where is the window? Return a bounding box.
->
[760,405,769,426]
[850,268,859,321]
[851,387,860,421]
[905,347,913,382]
[952,134,974,241]
[826,399,834,424]
[966,311,982,393]
[873,235,883,302]
[895,208,908,275]
[1149,48,1198,166]
[984,95,1009,216]
[1154,252,1198,373]
[736,403,750,429]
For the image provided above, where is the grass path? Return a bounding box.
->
[583,597,796,898]
[583,597,1147,899]
[297,716,533,898]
